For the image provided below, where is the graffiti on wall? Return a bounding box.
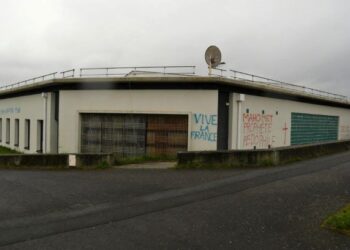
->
[243,113,273,148]
[191,113,217,142]
[0,107,21,115]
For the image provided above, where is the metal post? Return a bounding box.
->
[208,60,212,76]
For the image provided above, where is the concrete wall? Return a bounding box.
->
[229,93,350,149]
[59,90,218,153]
[0,153,113,168]
[0,93,58,153]
[177,140,350,168]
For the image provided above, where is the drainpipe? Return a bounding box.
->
[236,94,245,149]
[42,92,48,153]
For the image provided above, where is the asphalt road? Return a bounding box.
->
[0,152,350,249]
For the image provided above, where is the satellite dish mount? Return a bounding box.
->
[205,45,222,76]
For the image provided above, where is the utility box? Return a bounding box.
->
[238,94,245,102]
[68,154,77,167]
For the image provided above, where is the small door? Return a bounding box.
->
[146,115,188,156]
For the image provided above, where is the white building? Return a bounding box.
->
[0,67,349,156]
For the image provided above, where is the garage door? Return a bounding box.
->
[291,112,339,145]
[81,114,188,157]
[146,115,188,156]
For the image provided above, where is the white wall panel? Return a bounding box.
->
[230,93,350,149]
[59,90,219,153]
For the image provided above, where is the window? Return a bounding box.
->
[0,118,2,142]
[37,120,43,153]
[14,119,19,146]
[25,119,30,150]
[6,119,10,144]
[291,113,339,145]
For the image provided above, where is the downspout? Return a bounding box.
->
[236,94,245,149]
[42,92,48,153]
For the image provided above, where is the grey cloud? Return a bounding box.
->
[0,0,349,95]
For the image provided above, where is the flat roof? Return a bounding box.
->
[0,75,349,109]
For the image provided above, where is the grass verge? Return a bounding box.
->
[0,146,20,154]
[114,155,176,166]
[96,160,111,169]
[322,204,350,236]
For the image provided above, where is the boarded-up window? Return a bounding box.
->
[81,114,188,157]
[291,113,339,145]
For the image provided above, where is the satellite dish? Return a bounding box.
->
[205,45,222,68]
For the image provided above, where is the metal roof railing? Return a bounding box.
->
[61,69,75,78]
[0,72,58,91]
[79,66,196,77]
[0,66,195,92]
[210,68,227,77]
[0,66,347,103]
[229,69,347,101]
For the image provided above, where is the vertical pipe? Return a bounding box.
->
[42,92,48,153]
[236,100,241,149]
[236,94,245,149]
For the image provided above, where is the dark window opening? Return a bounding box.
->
[37,120,43,153]
[14,119,19,146]
[6,119,10,144]
[25,119,30,150]
[0,118,2,143]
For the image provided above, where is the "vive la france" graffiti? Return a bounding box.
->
[191,113,217,142]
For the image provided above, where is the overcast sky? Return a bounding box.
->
[1,0,349,96]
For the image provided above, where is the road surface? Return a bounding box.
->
[0,152,349,249]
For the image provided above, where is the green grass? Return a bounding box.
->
[322,204,350,236]
[0,146,20,154]
[96,160,111,169]
[114,155,176,166]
